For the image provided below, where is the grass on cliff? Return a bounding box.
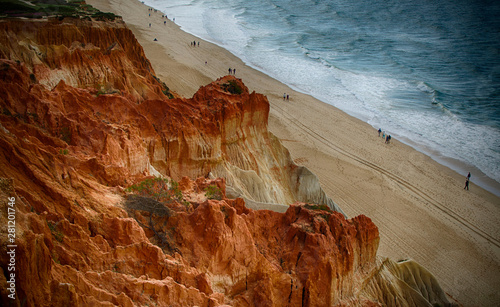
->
[0,0,120,20]
[304,204,332,212]
[153,75,174,99]
[125,177,183,203]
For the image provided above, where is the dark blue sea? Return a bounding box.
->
[144,0,500,194]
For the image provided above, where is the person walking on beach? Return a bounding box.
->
[286,94,289,101]
[464,172,471,190]
[233,68,236,75]
[229,68,232,75]
[378,128,381,137]
[283,93,286,101]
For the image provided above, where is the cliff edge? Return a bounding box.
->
[0,10,453,307]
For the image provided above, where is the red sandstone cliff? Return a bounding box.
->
[0,16,342,213]
[0,14,453,307]
[0,18,170,102]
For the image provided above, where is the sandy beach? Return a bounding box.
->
[87,0,500,305]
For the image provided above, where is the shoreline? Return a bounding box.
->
[138,0,500,198]
[87,0,500,305]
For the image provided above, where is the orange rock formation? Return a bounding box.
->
[0,15,453,307]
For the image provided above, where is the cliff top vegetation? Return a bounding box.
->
[0,0,120,20]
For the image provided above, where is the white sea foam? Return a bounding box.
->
[143,0,500,195]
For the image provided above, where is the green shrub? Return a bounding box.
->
[304,204,331,212]
[205,185,223,200]
[124,178,182,254]
[222,80,243,95]
[0,0,121,20]
[126,177,183,203]
[0,0,38,14]
[91,11,117,21]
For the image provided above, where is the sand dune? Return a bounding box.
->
[87,0,500,305]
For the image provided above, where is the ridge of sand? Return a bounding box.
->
[86,1,500,305]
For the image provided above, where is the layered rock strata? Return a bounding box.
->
[0,16,342,213]
[0,14,453,307]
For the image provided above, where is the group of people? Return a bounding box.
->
[283,93,290,101]
[148,7,167,18]
[147,7,173,28]
[228,68,236,75]
[377,128,391,144]
[191,41,200,47]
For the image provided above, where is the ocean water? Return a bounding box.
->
[143,0,500,195]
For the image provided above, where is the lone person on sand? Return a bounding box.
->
[464,177,470,190]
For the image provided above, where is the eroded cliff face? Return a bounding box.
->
[0,16,342,213]
[0,174,380,306]
[0,18,169,102]
[141,77,342,212]
[0,15,453,307]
